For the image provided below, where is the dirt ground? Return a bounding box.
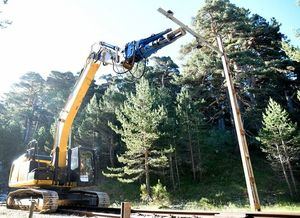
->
[0,206,81,218]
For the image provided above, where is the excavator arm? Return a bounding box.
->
[52,47,117,168]
[52,27,186,169]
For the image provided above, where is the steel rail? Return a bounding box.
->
[132,208,300,218]
[56,207,300,218]
[132,208,218,216]
[58,208,121,217]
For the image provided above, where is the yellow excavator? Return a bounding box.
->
[6,27,185,212]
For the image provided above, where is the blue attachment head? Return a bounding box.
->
[124,28,172,62]
[122,28,185,70]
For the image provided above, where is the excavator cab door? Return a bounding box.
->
[70,146,97,186]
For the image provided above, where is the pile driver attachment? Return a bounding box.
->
[122,27,185,69]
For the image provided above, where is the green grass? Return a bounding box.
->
[97,149,299,212]
[261,203,300,212]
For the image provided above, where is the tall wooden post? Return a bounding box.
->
[216,35,261,211]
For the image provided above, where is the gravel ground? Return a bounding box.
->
[0,207,82,218]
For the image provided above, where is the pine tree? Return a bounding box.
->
[154,87,179,189]
[0,109,22,168]
[282,42,300,62]
[179,0,299,133]
[5,72,46,144]
[178,0,255,131]
[98,85,125,167]
[103,78,171,198]
[146,56,179,89]
[33,126,52,152]
[77,95,101,148]
[176,87,206,180]
[257,98,299,197]
[43,71,76,119]
[249,15,299,117]
[146,56,182,188]
[77,85,125,168]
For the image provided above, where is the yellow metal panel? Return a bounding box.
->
[9,179,52,188]
[36,159,51,164]
[9,179,76,188]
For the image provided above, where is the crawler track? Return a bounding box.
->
[5,188,109,213]
[6,188,58,212]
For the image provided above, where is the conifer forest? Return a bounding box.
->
[0,0,300,210]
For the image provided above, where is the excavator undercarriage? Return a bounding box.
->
[7,188,109,212]
[7,144,110,212]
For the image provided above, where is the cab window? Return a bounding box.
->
[79,150,94,182]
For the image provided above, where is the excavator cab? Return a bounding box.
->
[69,146,98,186]
[8,142,98,188]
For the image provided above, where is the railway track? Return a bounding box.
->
[2,201,300,217]
[131,208,300,218]
[57,203,300,218]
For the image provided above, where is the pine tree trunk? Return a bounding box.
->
[109,137,115,167]
[249,76,257,106]
[218,117,225,130]
[276,144,293,197]
[173,142,181,188]
[93,131,95,148]
[24,117,32,144]
[169,153,175,190]
[161,74,165,88]
[196,137,202,180]
[186,121,196,180]
[284,91,294,112]
[33,119,39,138]
[286,159,298,194]
[144,149,151,198]
[281,139,298,194]
[25,95,37,144]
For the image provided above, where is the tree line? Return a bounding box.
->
[0,0,299,202]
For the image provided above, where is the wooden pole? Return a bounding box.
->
[216,35,261,211]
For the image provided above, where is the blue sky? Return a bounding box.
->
[0,0,299,95]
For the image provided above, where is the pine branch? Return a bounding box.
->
[118,174,142,183]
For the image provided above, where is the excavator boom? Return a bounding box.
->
[53,27,185,170]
